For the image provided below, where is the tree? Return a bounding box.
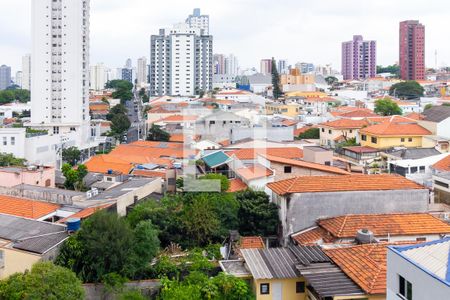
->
[138,88,146,98]
[236,190,279,236]
[56,211,160,283]
[377,65,400,76]
[199,173,230,192]
[147,124,170,142]
[111,114,131,138]
[0,262,84,300]
[0,153,26,167]
[374,98,402,116]
[61,163,87,191]
[325,76,338,86]
[106,80,133,90]
[389,81,424,99]
[271,58,282,99]
[62,147,81,166]
[297,128,320,139]
[424,103,433,110]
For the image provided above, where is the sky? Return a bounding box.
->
[1,0,450,73]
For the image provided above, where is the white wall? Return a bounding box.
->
[0,128,26,158]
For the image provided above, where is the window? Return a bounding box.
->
[408,138,413,142]
[399,275,412,300]
[401,138,405,142]
[260,283,270,295]
[296,282,305,293]
[2,137,6,146]
[10,137,15,146]
[321,128,325,133]
[361,134,367,141]
[416,237,426,242]
[371,137,377,144]
[284,166,292,174]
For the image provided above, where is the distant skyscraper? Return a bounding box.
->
[186,8,209,35]
[137,57,148,85]
[30,0,91,139]
[0,65,11,90]
[22,54,31,90]
[214,54,226,75]
[90,63,107,91]
[296,62,314,74]
[150,23,213,96]
[277,59,288,74]
[15,71,23,88]
[121,68,133,83]
[260,59,272,75]
[400,20,425,80]
[341,35,376,80]
[214,54,238,75]
[125,58,133,69]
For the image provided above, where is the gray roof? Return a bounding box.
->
[89,178,157,201]
[297,262,364,297]
[247,73,272,85]
[219,260,252,277]
[14,184,85,197]
[388,148,441,160]
[0,214,68,254]
[422,106,450,123]
[289,245,330,266]
[241,248,299,279]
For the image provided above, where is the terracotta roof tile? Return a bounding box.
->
[59,204,112,223]
[291,227,335,245]
[432,155,450,172]
[0,195,59,219]
[319,119,369,129]
[85,155,133,174]
[236,165,273,181]
[227,178,248,192]
[405,112,425,120]
[160,115,198,122]
[360,116,431,136]
[267,174,424,196]
[261,154,350,175]
[294,126,317,136]
[132,169,167,178]
[227,148,303,161]
[319,213,450,238]
[240,236,265,249]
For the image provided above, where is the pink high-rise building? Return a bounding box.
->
[399,20,425,80]
[341,35,376,80]
[260,59,272,75]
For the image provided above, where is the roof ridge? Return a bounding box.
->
[337,215,348,236]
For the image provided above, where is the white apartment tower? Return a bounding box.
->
[185,8,209,35]
[150,23,213,96]
[90,63,107,91]
[137,57,148,86]
[22,54,31,90]
[31,0,91,140]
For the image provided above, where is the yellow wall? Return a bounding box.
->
[265,104,300,117]
[334,295,385,300]
[319,127,359,147]
[0,247,41,279]
[360,133,424,149]
[280,74,315,85]
[253,278,307,300]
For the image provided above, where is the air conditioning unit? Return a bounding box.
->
[443,213,449,220]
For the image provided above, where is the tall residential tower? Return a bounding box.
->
[399,20,425,80]
[30,0,91,140]
[185,8,209,35]
[341,35,376,80]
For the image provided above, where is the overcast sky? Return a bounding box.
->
[2,0,450,72]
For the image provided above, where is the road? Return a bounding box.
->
[125,92,145,143]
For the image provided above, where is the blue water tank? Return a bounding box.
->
[66,218,81,232]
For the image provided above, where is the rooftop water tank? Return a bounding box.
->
[67,218,81,232]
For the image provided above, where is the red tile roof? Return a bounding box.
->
[236,165,273,181]
[227,178,248,192]
[0,195,59,219]
[240,236,265,249]
[294,126,316,136]
[59,204,112,223]
[405,112,425,120]
[267,174,424,196]
[343,146,380,153]
[85,155,133,174]
[160,115,198,122]
[360,116,431,136]
[432,155,450,172]
[227,148,303,161]
[319,119,369,129]
[261,154,350,175]
[291,227,334,245]
[318,213,450,238]
[132,169,167,178]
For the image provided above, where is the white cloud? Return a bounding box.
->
[1,0,450,71]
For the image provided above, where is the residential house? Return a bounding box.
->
[360,116,433,149]
[292,213,450,246]
[0,166,55,188]
[0,214,68,279]
[265,102,300,118]
[387,238,450,300]
[267,174,429,244]
[226,147,304,165]
[195,111,251,141]
[432,172,450,210]
[318,118,369,147]
[419,106,450,139]
[234,165,274,191]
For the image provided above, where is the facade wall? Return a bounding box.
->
[0,167,55,188]
[274,189,429,244]
[115,179,162,216]
[319,127,359,147]
[0,246,41,279]
[342,35,376,80]
[268,162,339,181]
[399,21,425,81]
[387,249,449,300]
[252,278,307,300]
[360,134,424,149]
[0,128,26,158]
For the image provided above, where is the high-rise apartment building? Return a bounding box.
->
[400,20,425,80]
[214,54,238,75]
[0,65,11,90]
[296,62,315,74]
[22,54,31,90]
[342,35,376,80]
[30,0,91,139]
[277,59,288,74]
[214,54,226,75]
[90,63,107,91]
[137,57,148,86]
[150,23,213,96]
[15,71,23,88]
[185,8,209,35]
[260,59,272,75]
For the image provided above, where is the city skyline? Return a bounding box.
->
[1,0,450,72]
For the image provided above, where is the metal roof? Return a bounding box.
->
[289,245,330,266]
[297,262,365,297]
[13,231,68,254]
[422,106,450,123]
[241,248,299,279]
[202,151,231,168]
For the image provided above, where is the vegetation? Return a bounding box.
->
[377,65,400,76]
[107,80,134,104]
[111,114,131,140]
[374,98,402,116]
[147,124,170,142]
[296,128,320,140]
[325,76,339,86]
[62,147,81,166]
[139,88,149,103]
[56,211,160,283]
[271,58,282,99]
[389,81,424,99]
[61,163,88,191]
[336,137,359,149]
[0,89,30,104]
[424,103,433,110]
[0,153,26,167]
[0,262,84,300]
